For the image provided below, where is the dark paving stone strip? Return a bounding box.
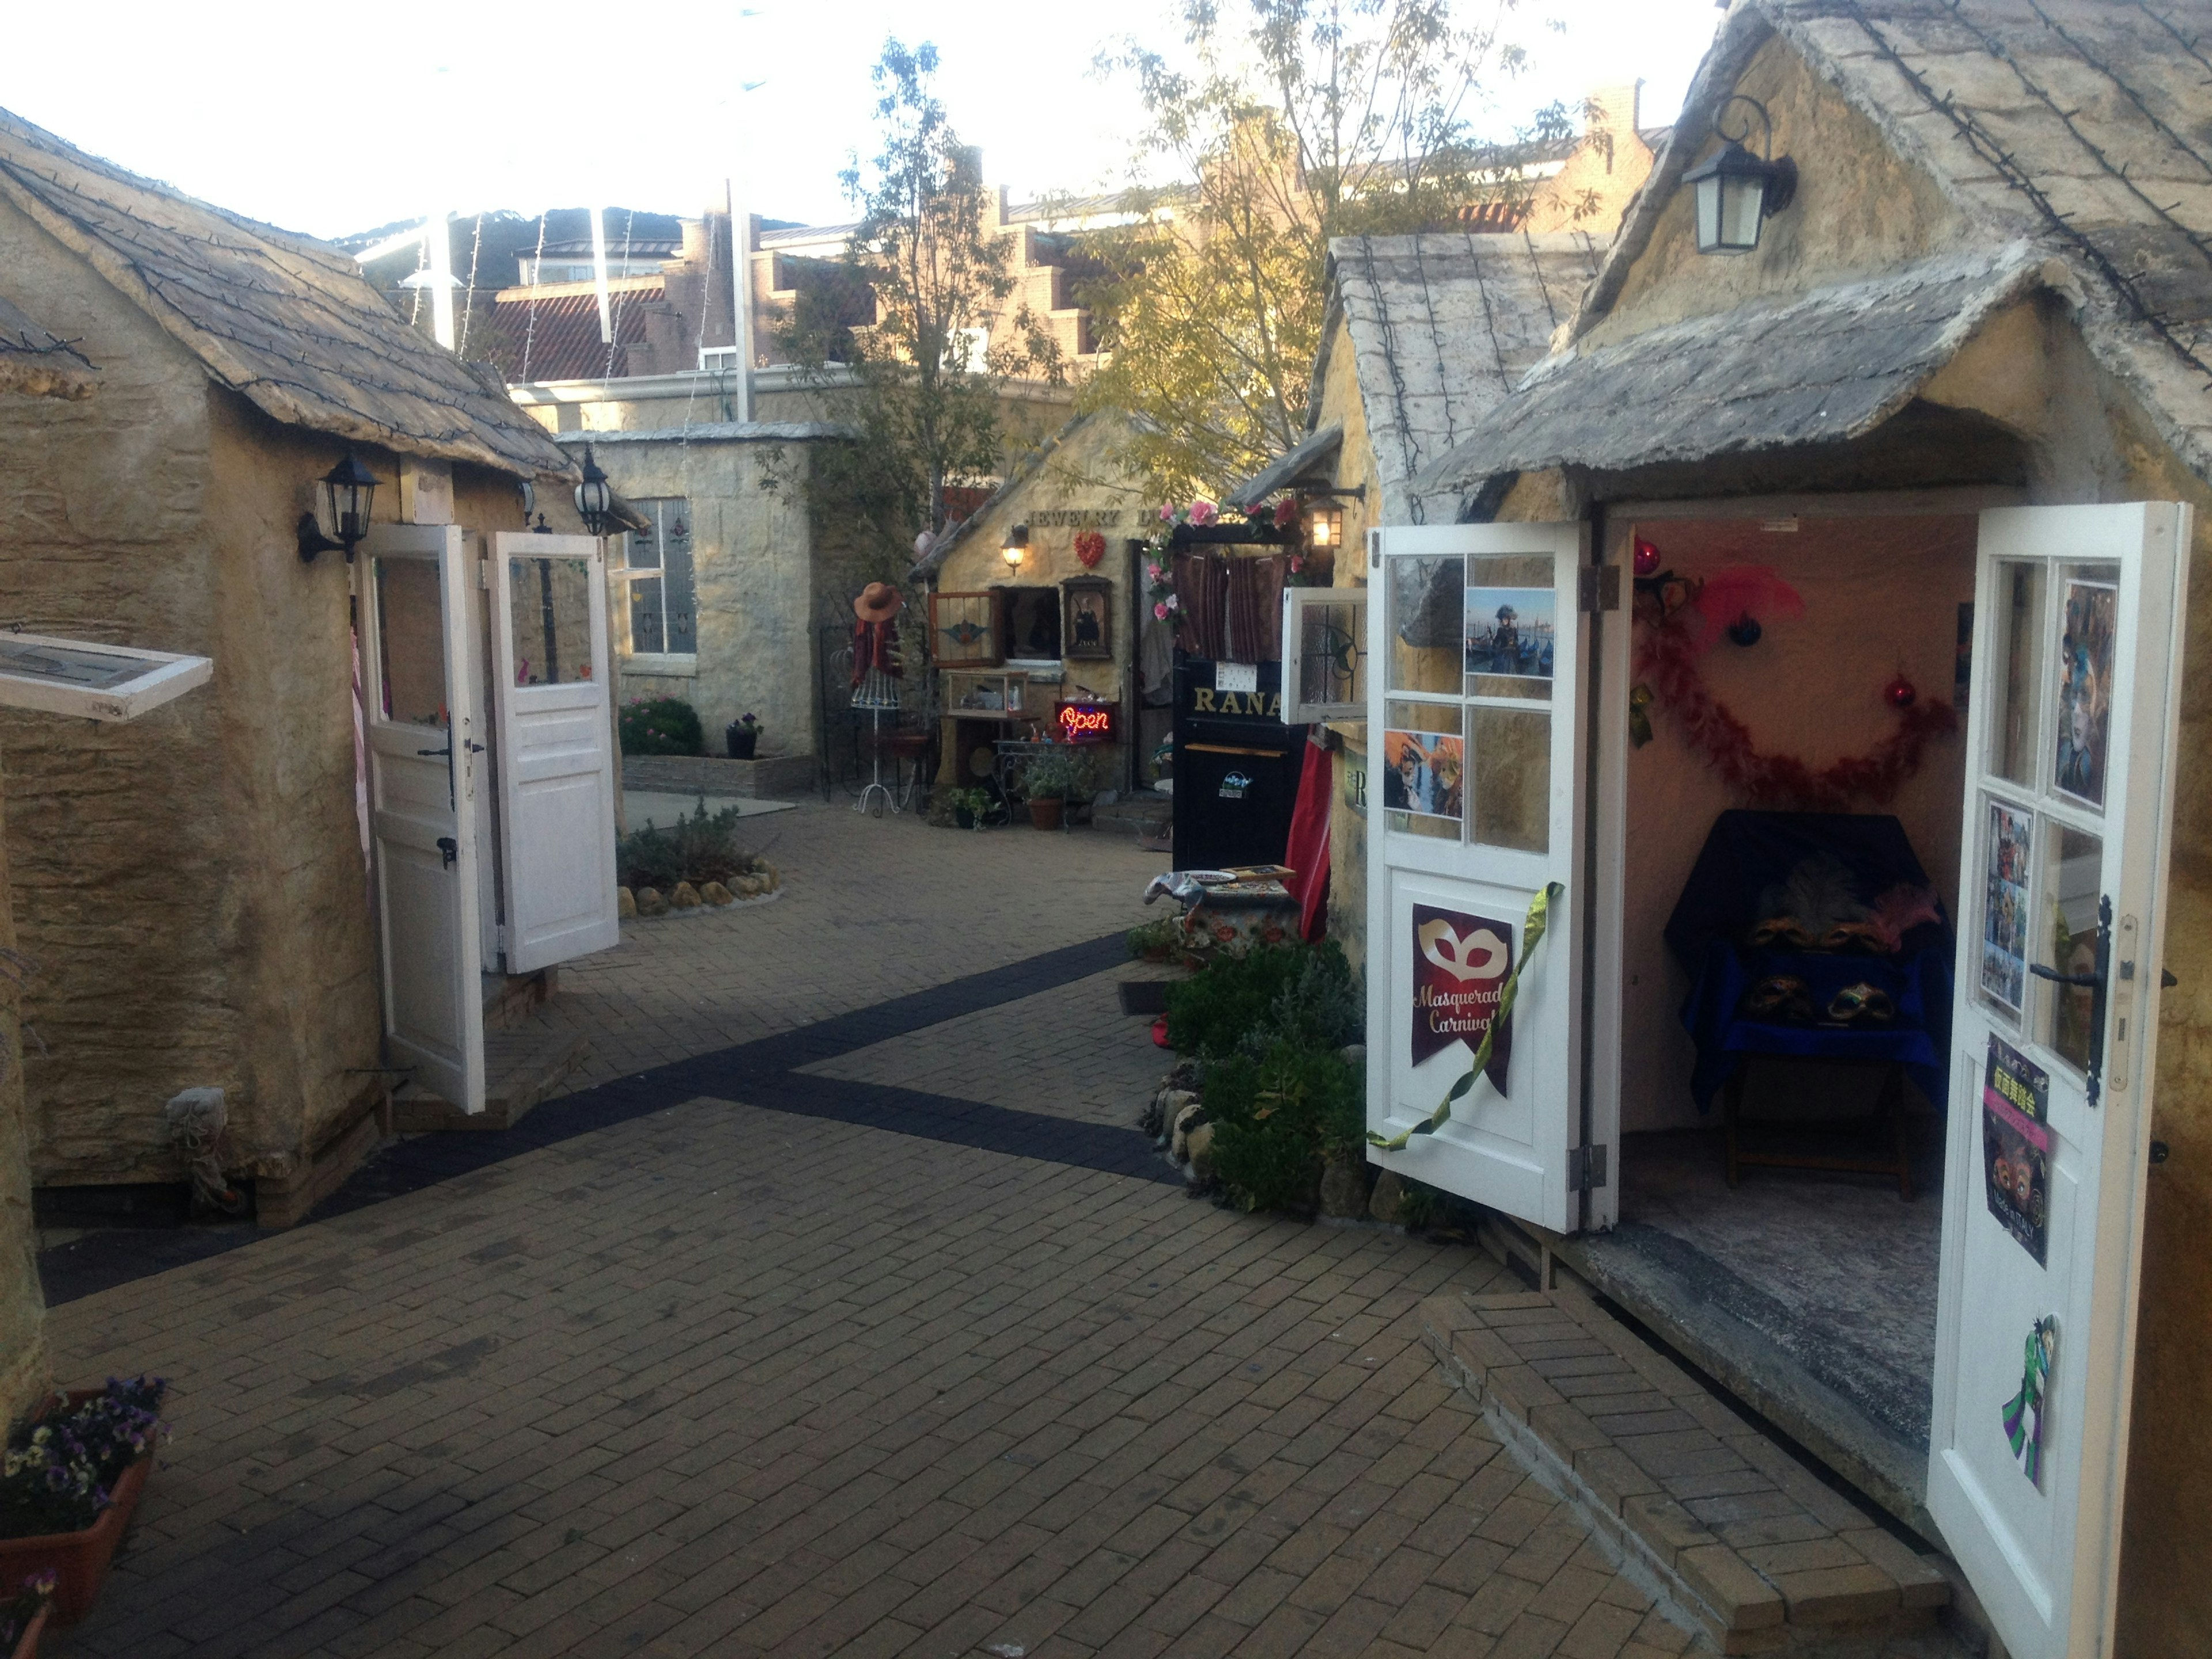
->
[39,933,1149,1306]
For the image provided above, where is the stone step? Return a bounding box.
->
[391,1028,590,1133]
[1419,1285,1953,1654]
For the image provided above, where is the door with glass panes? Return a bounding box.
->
[1929,502,2187,1659]
[359,523,486,1113]
[1364,522,1594,1233]
[490,532,621,972]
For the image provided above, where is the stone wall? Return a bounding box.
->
[0,813,42,1426]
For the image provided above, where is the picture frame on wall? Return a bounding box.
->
[1062,576,1113,661]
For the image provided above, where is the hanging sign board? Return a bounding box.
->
[1410,903,1514,1094]
[1983,1035,2051,1266]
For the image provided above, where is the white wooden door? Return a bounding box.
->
[1929,502,2187,1659]
[490,532,621,973]
[361,523,486,1113]
[1365,522,1592,1233]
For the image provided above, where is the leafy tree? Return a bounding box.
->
[774,40,1063,571]
[1082,1,1560,497]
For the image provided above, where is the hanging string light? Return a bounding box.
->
[520,210,548,382]
[456,210,485,359]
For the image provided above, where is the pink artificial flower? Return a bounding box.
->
[1273,498,1298,528]
[1289,554,1305,573]
[1153,601,1170,620]
[1158,503,1176,523]
[1188,499,1218,527]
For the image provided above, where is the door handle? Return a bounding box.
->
[2031,895,2112,1107]
[436,836,457,868]
[464,740,486,754]
[416,744,452,758]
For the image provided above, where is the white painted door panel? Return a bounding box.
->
[490,532,620,973]
[361,523,486,1113]
[1365,522,1590,1235]
[1928,502,2187,1659]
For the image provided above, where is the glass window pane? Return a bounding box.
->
[2040,823,2104,1073]
[661,505,698,654]
[1387,555,1462,695]
[373,556,448,728]
[1291,595,1363,712]
[1470,706,1550,853]
[508,556,597,686]
[1465,584,1556,698]
[2053,565,2119,809]
[630,575,667,654]
[1977,797,2032,1018]
[623,525,661,572]
[1990,562,2043,786]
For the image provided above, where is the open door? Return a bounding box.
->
[490,532,620,972]
[1365,522,1595,1233]
[1929,502,2187,1659]
[361,523,486,1113]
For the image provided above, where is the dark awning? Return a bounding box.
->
[1226,423,1343,511]
[1413,244,2066,496]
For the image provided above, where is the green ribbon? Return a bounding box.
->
[2002,1316,2057,1487]
[1369,881,1565,1152]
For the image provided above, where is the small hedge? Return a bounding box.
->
[1203,1041,1363,1214]
[620,695,704,756]
[1164,941,1359,1060]
[619,800,767,889]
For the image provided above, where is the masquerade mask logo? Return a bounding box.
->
[1410,904,1514,1092]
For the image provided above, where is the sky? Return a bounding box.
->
[0,1,1723,241]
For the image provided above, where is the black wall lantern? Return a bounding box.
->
[1684,95,1796,255]
[574,445,613,536]
[1001,522,1029,573]
[296,449,378,563]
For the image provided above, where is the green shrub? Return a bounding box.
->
[1203,1040,1364,1213]
[620,695,704,756]
[619,799,766,889]
[1164,946,1305,1058]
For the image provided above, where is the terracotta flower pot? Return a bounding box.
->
[5,1604,47,1659]
[1,1389,157,1628]
[1029,797,1065,831]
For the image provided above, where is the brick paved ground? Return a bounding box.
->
[37,808,1722,1658]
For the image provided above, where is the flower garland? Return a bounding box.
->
[1635,601,1957,809]
[1143,497,1308,628]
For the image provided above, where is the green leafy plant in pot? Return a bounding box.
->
[944,786,994,830]
[1021,747,1093,831]
[725,712,761,760]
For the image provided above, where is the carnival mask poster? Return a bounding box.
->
[1410,904,1514,1095]
[1983,1035,2051,1266]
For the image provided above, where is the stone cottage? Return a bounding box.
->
[1290,3,2212,1653]
[0,297,99,1425]
[0,107,577,1219]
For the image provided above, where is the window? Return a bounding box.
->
[1002,586,1060,661]
[619,498,698,657]
[699,346,740,373]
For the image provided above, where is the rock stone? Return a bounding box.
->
[1185,1121,1215,1181]
[700,881,735,907]
[1369,1169,1410,1226]
[1156,1089,1199,1147]
[671,881,702,910]
[759,864,781,891]
[617,887,638,919]
[1319,1152,1370,1218]
[636,887,669,918]
[1170,1101,1209,1162]
[734,874,764,898]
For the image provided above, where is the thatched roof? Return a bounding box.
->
[1420,0,2212,497]
[1311,232,1605,522]
[0,109,571,479]
[0,293,94,400]
[1418,244,2062,486]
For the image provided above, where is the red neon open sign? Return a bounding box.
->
[1056,700,1117,744]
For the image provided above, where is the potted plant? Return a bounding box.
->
[945,786,993,831]
[1,1574,51,1659]
[725,713,762,760]
[1022,748,1093,831]
[0,1377,165,1627]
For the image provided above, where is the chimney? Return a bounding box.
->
[1583,82,1643,141]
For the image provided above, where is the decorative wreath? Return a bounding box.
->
[1074,529,1107,568]
[1633,563,1956,809]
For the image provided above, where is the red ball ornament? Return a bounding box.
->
[1633,536,1662,577]
[1884,674,1917,710]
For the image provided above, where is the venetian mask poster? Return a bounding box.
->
[1381,728,1463,824]
[1464,586,1556,683]
[1410,903,1514,1095]
[2055,578,2116,807]
[1982,800,2031,1013]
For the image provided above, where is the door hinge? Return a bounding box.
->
[1568,1145,1608,1193]
[478,558,493,590]
[1577,567,1621,612]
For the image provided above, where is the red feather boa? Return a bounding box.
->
[1635,612,1957,810]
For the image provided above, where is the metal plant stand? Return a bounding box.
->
[852,667,906,816]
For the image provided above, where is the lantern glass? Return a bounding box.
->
[1687,134,1789,255]
[1002,523,1029,570]
[1305,502,1343,551]
[321,451,378,547]
[574,446,612,535]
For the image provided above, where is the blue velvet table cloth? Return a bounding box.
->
[1665,810,1957,1114]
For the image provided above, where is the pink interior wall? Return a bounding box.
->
[1620,515,1978,1133]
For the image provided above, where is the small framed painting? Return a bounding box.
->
[1062,577,1113,660]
